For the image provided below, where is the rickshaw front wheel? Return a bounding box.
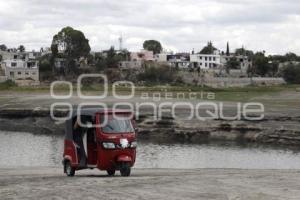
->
[65,161,75,177]
[120,163,131,177]
[107,169,116,176]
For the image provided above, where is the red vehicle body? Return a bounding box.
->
[63,108,137,177]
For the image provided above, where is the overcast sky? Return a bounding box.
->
[0,0,300,55]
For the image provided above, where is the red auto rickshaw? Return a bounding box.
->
[63,108,137,177]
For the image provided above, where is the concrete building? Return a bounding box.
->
[130,50,154,61]
[155,53,191,69]
[220,54,252,75]
[190,54,221,69]
[0,50,40,85]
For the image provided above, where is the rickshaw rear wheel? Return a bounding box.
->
[65,161,75,177]
[120,163,131,177]
[107,169,116,176]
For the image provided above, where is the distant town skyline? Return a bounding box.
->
[0,0,300,55]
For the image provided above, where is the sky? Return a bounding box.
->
[0,0,300,55]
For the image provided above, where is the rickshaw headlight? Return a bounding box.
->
[102,142,116,149]
[130,141,137,148]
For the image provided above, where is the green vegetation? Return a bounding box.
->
[199,41,217,54]
[252,52,270,76]
[51,26,91,75]
[1,81,299,103]
[0,80,17,90]
[143,40,162,54]
[18,45,25,52]
[282,63,300,84]
[0,44,7,51]
[226,57,240,71]
[96,47,129,70]
[137,64,181,84]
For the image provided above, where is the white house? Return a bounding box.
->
[190,54,221,69]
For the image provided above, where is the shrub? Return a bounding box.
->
[0,80,17,90]
[138,65,177,84]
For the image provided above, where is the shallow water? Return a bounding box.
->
[1,131,300,169]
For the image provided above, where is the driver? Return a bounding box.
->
[73,118,87,166]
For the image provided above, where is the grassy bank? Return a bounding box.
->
[0,81,299,102]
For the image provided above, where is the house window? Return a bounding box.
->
[10,72,14,77]
[11,62,17,67]
[25,72,29,75]
[205,57,207,61]
[209,57,212,61]
[213,57,216,61]
[13,55,18,59]
[199,56,202,60]
[205,63,207,67]
[200,63,202,66]
[17,72,22,75]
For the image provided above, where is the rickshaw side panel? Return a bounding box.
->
[63,140,78,166]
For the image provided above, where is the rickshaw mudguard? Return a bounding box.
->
[117,155,132,162]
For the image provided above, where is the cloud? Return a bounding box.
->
[0,0,299,54]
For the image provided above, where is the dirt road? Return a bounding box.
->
[1,167,300,200]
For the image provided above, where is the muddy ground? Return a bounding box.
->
[1,167,300,200]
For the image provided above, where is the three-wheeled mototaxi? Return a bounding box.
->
[63,108,137,177]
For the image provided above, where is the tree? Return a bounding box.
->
[51,26,91,74]
[226,42,230,56]
[18,45,25,52]
[39,55,52,72]
[143,40,162,54]
[0,44,7,51]
[282,63,300,84]
[269,61,279,77]
[226,57,240,72]
[269,52,300,63]
[51,44,58,56]
[199,41,217,54]
[235,48,254,58]
[252,52,270,76]
[50,44,59,74]
[285,52,298,61]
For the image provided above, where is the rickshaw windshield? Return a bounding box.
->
[101,116,134,133]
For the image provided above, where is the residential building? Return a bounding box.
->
[130,50,154,61]
[220,54,252,74]
[155,52,190,69]
[0,50,40,85]
[190,54,221,69]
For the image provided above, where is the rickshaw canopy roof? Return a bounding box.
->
[64,107,133,139]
